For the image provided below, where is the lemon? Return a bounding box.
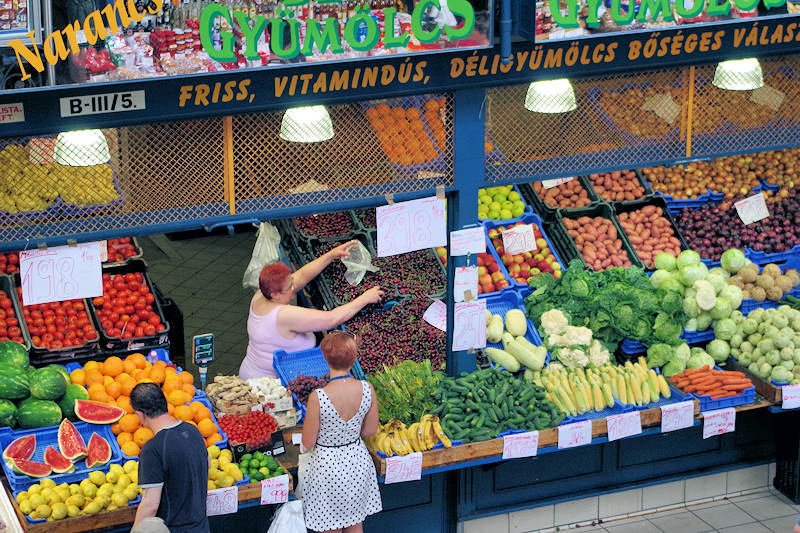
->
[81,483,97,499]
[218,456,231,468]
[66,505,81,518]
[51,503,68,520]
[16,491,28,503]
[207,445,221,459]
[19,500,32,515]
[83,501,102,515]
[208,468,222,481]
[116,474,132,488]
[106,504,118,511]
[35,504,52,519]
[89,471,106,486]
[109,464,124,475]
[220,449,232,460]
[94,495,110,508]
[69,484,81,495]
[27,485,42,494]
[28,511,39,521]
[207,480,216,491]
[123,486,139,502]
[97,485,113,499]
[210,459,219,470]
[105,471,120,484]
[28,494,46,509]
[215,475,234,488]
[228,467,244,482]
[56,488,71,501]
[40,479,56,489]
[46,492,62,505]
[111,492,128,507]
[66,494,85,508]
[40,488,54,500]
[123,460,138,473]
[130,471,138,484]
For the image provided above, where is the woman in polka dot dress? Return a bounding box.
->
[301,332,382,533]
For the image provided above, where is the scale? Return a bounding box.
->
[192,333,214,392]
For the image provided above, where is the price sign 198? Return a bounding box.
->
[19,243,102,306]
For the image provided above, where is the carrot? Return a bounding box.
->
[675,379,691,389]
[718,378,751,386]
[723,384,751,391]
[710,392,736,399]
[691,378,720,388]
[714,370,745,378]
[684,385,698,392]
[703,389,728,397]
[685,366,709,375]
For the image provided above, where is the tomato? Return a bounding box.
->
[51,340,63,349]
[31,335,41,346]
[134,326,145,337]
[148,315,161,326]
[144,324,156,336]
[8,326,21,337]
[54,307,65,317]
[0,298,12,309]
[92,296,105,306]
[8,253,18,265]
[102,273,111,281]
[124,305,135,315]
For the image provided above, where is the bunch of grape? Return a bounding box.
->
[288,375,330,405]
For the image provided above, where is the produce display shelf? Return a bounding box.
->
[518,178,600,222]
[13,487,141,524]
[636,169,725,209]
[102,237,143,267]
[584,173,655,207]
[0,274,32,353]
[727,359,785,403]
[375,440,464,459]
[694,385,755,412]
[478,184,533,223]
[57,171,124,217]
[482,291,542,349]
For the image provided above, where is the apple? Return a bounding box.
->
[488,229,500,239]
[491,271,505,282]
[481,253,496,264]
[477,255,486,267]
[515,277,527,284]
[534,252,544,261]
[495,280,510,290]
[488,263,501,273]
[480,282,494,293]
[530,267,541,276]
[513,255,525,264]
[495,245,505,256]
[497,226,507,232]
[508,264,520,274]
[435,246,447,258]
[479,274,493,286]
[478,266,488,276]
[526,258,538,268]
[491,238,502,249]
[501,253,513,266]
[522,251,533,260]
[519,264,531,274]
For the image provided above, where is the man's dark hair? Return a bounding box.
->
[130,383,169,418]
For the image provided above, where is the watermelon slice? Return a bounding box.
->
[86,433,111,468]
[58,419,87,461]
[44,446,75,474]
[74,400,124,424]
[2,434,35,463]
[11,458,51,478]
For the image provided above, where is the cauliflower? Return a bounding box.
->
[554,346,590,368]
[549,326,593,348]
[588,339,611,366]
[540,309,569,336]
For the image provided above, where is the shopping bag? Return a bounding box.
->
[266,500,305,533]
[243,223,282,290]
[294,450,314,500]
[342,240,379,286]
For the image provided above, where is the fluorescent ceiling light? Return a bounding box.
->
[279,106,335,143]
[524,79,577,113]
[54,129,110,166]
[712,58,764,91]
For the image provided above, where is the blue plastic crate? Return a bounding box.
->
[696,385,755,412]
[1,422,124,492]
[482,291,542,350]
[637,170,726,208]
[478,184,533,222]
[745,245,800,267]
[478,233,514,299]
[621,327,715,355]
[14,485,141,524]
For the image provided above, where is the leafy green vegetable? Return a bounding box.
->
[646,343,674,368]
[368,360,444,425]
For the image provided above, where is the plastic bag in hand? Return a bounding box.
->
[342,240,379,286]
[266,500,305,533]
[243,223,282,290]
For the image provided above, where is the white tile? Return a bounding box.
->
[769,462,777,485]
[761,514,800,533]
[727,465,770,492]
[734,495,798,521]
[768,488,800,510]
[648,510,715,533]
[688,499,728,510]
[691,503,758,529]
[509,505,554,533]
[685,472,727,502]
[604,520,662,533]
[717,524,772,533]
[598,489,642,519]
[463,514,510,533]
[642,480,685,510]
[554,497,599,527]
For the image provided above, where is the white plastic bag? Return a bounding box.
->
[342,240,379,286]
[266,500,305,533]
[294,450,313,500]
[243,223,282,290]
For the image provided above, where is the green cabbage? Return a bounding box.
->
[646,343,674,368]
[650,269,674,290]
[707,339,731,363]
[687,350,714,369]
[679,263,709,287]
[714,318,737,340]
[654,253,677,272]
[720,248,747,273]
[677,249,701,269]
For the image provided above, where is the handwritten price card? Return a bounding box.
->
[450,227,485,256]
[702,407,736,439]
[385,452,423,484]
[502,431,539,459]
[452,300,486,351]
[376,197,446,257]
[782,384,800,409]
[206,486,238,516]
[735,193,770,225]
[260,474,290,505]
[660,401,695,433]
[454,266,478,303]
[501,224,537,255]
[541,177,574,189]
[20,242,102,305]
[558,420,592,449]
[423,299,447,332]
[606,411,642,442]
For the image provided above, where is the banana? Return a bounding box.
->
[388,432,408,456]
[377,433,393,457]
[431,416,452,448]
[407,423,421,452]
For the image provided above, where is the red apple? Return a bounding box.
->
[491,271,505,282]
[491,238,503,249]
[508,264,520,275]
[526,258,538,268]
[479,274,493,286]
[482,253,496,265]
[488,263,501,274]
[495,280,509,290]
[523,251,533,260]
[515,277,528,284]
[513,255,525,264]
[478,266,488,276]
[501,253,513,266]
[495,245,505,256]
[488,229,500,239]
[480,282,494,293]
[477,255,485,267]
[519,264,531,274]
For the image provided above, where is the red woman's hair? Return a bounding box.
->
[320,331,358,371]
[258,263,291,300]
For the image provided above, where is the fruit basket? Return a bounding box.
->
[520,178,599,220]
[56,168,124,217]
[0,275,31,351]
[478,184,532,222]
[482,291,542,351]
[637,168,727,209]
[0,138,63,222]
[612,197,690,270]
[477,236,513,298]
[584,171,654,206]
[102,237,143,266]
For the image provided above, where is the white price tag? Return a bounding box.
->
[0,103,24,124]
[19,243,102,305]
[606,411,642,441]
[59,90,146,117]
[781,384,800,409]
[735,193,770,225]
[260,474,290,505]
[660,401,695,433]
[541,177,574,189]
[450,227,485,256]
[453,266,478,303]
[452,300,486,351]
[501,224,537,255]
[502,431,539,459]
[558,420,592,449]
[376,197,446,257]
[423,299,447,332]
[291,433,303,445]
[99,241,108,262]
[702,407,736,439]
[385,452,422,484]
[206,486,238,516]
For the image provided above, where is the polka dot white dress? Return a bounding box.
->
[303,380,382,531]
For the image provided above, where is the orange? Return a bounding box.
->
[117,432,133,446]
[133,369,148,381]
[120,379,136,396]
[193,407,212,424]
[162,380,180,396]
[127,352,146,369]
[116,396,134,414]
[149,367,165,385]
[197,418,217,438]
[174,405,193,422]
[102,356,124,378]
[89,387,109,403]
[181,384,195,398]
[205,434,223,447]
[70,368,86,386]
[85,370,104,387]
[88,382,105,397]
[121,441,140,457]
[115,372,132,384]
[103,375,114,387]
[137,378,154,385]
[122,360,136,375]
[152,360,166,371]
[178,371,194,386]
[105,382,122,400]
[167,390,188,407]
[189,401,204,413]
[119,413,140,434]
[167,404,174,416]
[133,427,154,448]
[110,422,121,435]
[84,360,100,372]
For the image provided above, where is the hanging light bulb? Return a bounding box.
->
[524,79,577,113]
[712,58,764,91]
[54,129,110,166]
[279,106,335,143]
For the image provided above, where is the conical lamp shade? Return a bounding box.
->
[524,79,577,113]
[712,58,763,91]
[54,129,110,166]
[279,106,335,143]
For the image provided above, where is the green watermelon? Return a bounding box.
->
[29,367,67,401]
[16,400,61,429]
[58,384,89,421]
[0,399,17,427]
[0,366,30,400]
[46,365,70,387]
[0,341,28,368]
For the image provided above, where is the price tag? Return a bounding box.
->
[376,197,446,257]
[502,431,539,459]
[558,420,592,449]
[260,474,290,504]
[660,401,695,433]
[501,224,537,255]
[19,243,102,305]
[606,411,642,441]
[423,299,447,332]
[450,227,485,256]
[384,452,422,484]
[735,193,770,225]
[0,103,24,124]
[541,177,574,189]
[99,241,108,262]
[452,300,486,351]
[781,384,800,409]
[206,486,238,516]
[702,407,736,439]
[453,266,478,303]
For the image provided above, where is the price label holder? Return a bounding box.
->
[541,177,574,189]
[453,266,478,303]
[452,299,486,352]
[660,401,695,432]
[206,485,238,516]
[781,384,800,409]
[376,196,446,257]
[502,431,539,459]
[735,193,770,225]
[193,333,214,367]
[558,420,592,449]
[606,411,642,442]
[268,430,286,456]
[702,407,736,439]
[450,227,485,256]
[20,242,102,305]
[501,224,537,255]
[384,452,423,484]
[423,299,447,332]
[260,474,290,505]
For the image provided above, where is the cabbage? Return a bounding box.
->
[707,339,731,363]
[687,350,714,369]
[740,341,754,353]
[706,270,727,294]
[663,358,687,378]
[714,318,737,340]
[654,252,677,272]
[730,333,744,348]
[660,277,685,295]
[709,267,730,281]
[710,297,733,320]
[739,353,753,365]
[730,310,743,322]
[684,318,698,331]
[696,287,717,311]
[674,343,691,361]
[766,350,781,366]
[696,312,713,331]
[775,331,793,349]
[758,362,773,379]
[781,346,795,361]
[771,313,789,329]
[677,249,701,269]
[720,248,747,273]
[650,269,674,290]
[770,365,792,383]
[750,307,765,323]
[794,349,800,365]
[683,297,700,318]
[780,360,795,371]
[741,318,758,334]
[679,263,709,287]
[646,343,675,368]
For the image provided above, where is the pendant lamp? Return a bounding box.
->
[54,129,110,166]
[279,106,335,142]
[712,58,764,91]
[524,79,577,113]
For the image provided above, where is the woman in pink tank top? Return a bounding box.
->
[239,240,385,380]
